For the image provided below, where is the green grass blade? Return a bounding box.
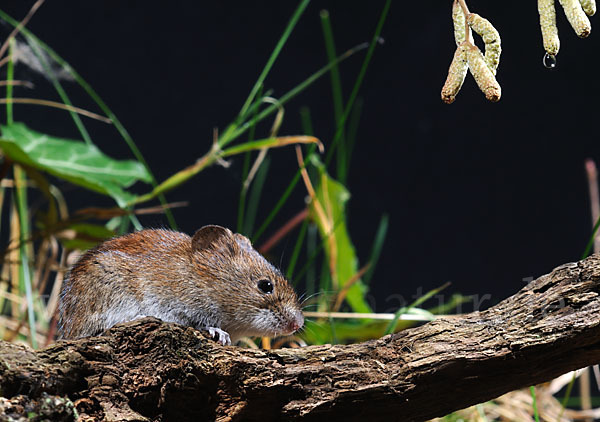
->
[6,39,14,124]
[320,256,333,313]
[117,212,131,236]
[237,86,262,233]
[243,156,270,237]
[328,314,338,344]
[294,223,325,285]
[384,282,451,335]
[581,213,600,259]
[306,222,318,297]
[363,213,389,285]
[0,9,177,229]
[14,166,36,348]
[222,42,369,148]
[319,9,347,183]
[237,153,251,233]
[530,386,540,422]
[558,372,577,421]
[325,0,391,167]
[5,47,36,346]
[300,106,314,136]
[252,144,316,243]
[237,0,311,119]
[293,216,344,286]
[308,161,371,313]
[428,293,472,315]
[476,404,490,421]
[286,218,309,281]
[244,42,370,242]
[299,107,319,182]
[345,97,363,172]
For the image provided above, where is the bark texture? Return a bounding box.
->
[2,255,600,421]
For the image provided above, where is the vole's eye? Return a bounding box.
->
[257,279,274,294]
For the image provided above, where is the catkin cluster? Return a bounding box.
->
[538,0,596,57]
[441,1,501,104]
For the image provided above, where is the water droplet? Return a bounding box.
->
[543,52,557,69]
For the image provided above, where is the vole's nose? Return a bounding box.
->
[287,310,304,333]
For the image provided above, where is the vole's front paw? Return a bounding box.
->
[206,327,231,345]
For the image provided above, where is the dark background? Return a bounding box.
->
[2,1,599,313]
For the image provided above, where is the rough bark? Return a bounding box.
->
[1,255,600,421]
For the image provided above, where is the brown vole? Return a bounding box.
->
[57,225,304,345]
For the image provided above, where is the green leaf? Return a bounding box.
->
[0,122,151,206]
[308,155,371,313]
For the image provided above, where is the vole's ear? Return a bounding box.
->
[233,233,253,252]
[192,225,235,254]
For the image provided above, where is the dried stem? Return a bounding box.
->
[0,0,45,62]
[0,98,111,123]
[257,208,308,254]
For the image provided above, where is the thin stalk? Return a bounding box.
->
[558,372,577,421]
[320,255,332,313]
[4,45,15,328]
[303,311,433,321]
[243,156,270,237]
[6,39,14,124]
[300,106,314,136]
[300,107,319,183]
[258,208,308,254]
[237,152,251,233]
[530,386,540,422]
[27,38,92,144]
[384,282,451,335]
[237,86,262,233]
[457,0,472,45]
[325,0,390,167]
[249,42,371,242]
[293,216,344,284]
[0,0,44,60]
[222,42,369,148]
[363,213,388,285]
[581,215,600,259]
[117,211,131,235]
[328,314,337,344]
[237,0,311,119]
[306,222,317,297]
[13,165,36,348]
[252,4,388,242]
[585,159,600,254]
[320,10,347,183]
[0,98,111,123]
[345,98,363,173]
[5,46,36,345]
[252,147,310,243]
[580,158,598,421]
[285,217,309,281]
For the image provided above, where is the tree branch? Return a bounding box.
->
[2,254,600,421]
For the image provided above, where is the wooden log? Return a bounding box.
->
[1,254,600,421]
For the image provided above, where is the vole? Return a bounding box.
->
[57,225,304,345]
